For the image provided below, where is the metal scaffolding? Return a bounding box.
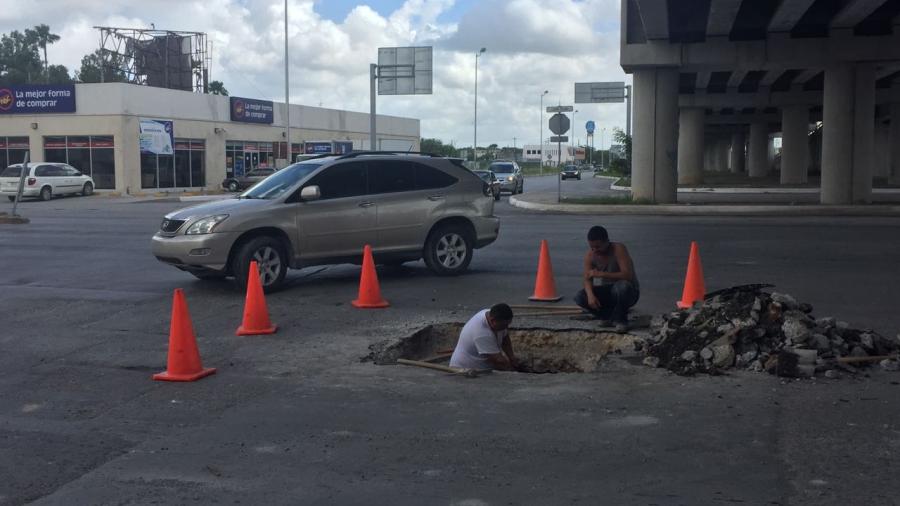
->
[95,26,209,93]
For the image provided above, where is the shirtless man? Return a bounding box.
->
[573,226,640,332]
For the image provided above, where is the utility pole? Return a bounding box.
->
[284,0,290,163]
[513,137,517,162]
[539,90,548,175]
[473,47,486,166]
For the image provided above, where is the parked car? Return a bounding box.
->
[488,160,524,194]
[0,163,95,201]
[472,169,501,201]
[152,153,500,292]
[222,168,277,192]
[560,164,581,180]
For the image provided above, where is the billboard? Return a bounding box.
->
[0,85,76,114]
[377,46,433,95]
[230,97,274,124]
[139,119,174,155]
[575,82,625,103]
[304,141,333,154]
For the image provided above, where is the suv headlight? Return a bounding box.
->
[185,214,228,235]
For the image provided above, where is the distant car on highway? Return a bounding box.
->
[560,165,581,180]
[472,170,501,201]
[222,168,276,192]
[153,152,500,292]
[488,161,523,194]
[0,163,95,201]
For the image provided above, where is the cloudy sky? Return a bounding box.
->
[4,0,629,148]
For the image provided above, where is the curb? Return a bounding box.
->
[508,196,900,216]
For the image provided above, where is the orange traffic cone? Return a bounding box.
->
[236,260,278,335]
[529,239,563,302]
[676,241,706,308]
[153,289,217,382]
[352,244,389,308]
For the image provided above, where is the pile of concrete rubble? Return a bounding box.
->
[642,285,900,378]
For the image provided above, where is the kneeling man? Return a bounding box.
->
[449,303,518,371]
[574,225,640,332]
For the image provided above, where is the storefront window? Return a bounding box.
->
[226,140,276,177]
[41,135,116,189]
[142,138,205,189]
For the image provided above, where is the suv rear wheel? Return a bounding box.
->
[227,180,239,192]
[424,224,473,276]
[232,236,288,292]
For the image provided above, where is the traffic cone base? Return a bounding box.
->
[530,239,562,302]
[154,289,216,383]
[153,367,217,382]
[236,260,278,335]
[237,323,278,336]
[676,241,706,309]
[352,244,390,309]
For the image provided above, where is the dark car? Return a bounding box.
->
[473,170,501,201]
[222,168,276,192]
[560,164,581,180]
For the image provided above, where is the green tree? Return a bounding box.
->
[0,29,42,85]
[76,49,127,83]
[46,64,72,84]
[31,24,60,83]
[611,127,632,175]
[420,138,458,157]
[208,80,229,96]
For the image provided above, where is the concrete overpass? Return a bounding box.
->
[620,0,900,203]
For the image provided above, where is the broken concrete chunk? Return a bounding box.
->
[680,350,698,361]
[824,369,840,379]
[880,359,900,372]
[712,345,735,368]
[642,356,660,368]
[700,347,714,360]
[782,318,812,343]
[771,292,799,309]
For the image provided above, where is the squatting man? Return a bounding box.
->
[449,303,519,371]
[574,225,640,332]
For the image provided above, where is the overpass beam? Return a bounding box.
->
[781,105,809,185]
[677,108,705,185]
[632,68,679,203]
[748,121,769,178]
[822,63,876,204]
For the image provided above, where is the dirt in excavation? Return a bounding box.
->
[364,323,640,373]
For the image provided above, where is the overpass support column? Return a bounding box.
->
[730,130,746,174]
[748,121,768,178]
[717,136,730,172]
[822,63,875,204]
[890,94,900,185]
[677,108,705,185]
[781,106,809,185]
[632,68,679,203]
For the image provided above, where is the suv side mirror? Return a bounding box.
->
[300,185,321,201]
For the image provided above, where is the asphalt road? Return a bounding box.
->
[2,193,900,505]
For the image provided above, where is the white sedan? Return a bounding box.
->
[0,163,95,201]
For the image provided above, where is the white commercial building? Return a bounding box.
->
[0,83,419,195]
[522,144,579,165]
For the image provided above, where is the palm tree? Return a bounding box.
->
[208,80,229,96]
[31,24,60,83]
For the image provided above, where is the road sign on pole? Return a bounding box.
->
[585,120,595,134]
[546,105,574,113]
[370,46,433,151]
[550,136,568,142]
[574,82,625,103]
[548,113,570,135]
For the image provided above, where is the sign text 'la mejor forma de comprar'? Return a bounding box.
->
[0,85,76,114]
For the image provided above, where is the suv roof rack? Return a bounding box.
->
[336,150,443,160]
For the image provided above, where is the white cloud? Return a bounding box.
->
[3,0,629,148]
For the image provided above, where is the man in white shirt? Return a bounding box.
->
[449,304,518,371]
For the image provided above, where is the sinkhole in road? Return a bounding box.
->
[364,323,639,373]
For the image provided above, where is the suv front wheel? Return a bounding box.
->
[424,224,473,276]
[232,236,288,292]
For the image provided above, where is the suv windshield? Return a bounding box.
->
[490,163,514,173]
[0,165,25,177]
[241,162,323,199]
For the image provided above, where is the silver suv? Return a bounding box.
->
[151,153,500,291]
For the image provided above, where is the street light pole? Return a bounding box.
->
[539,89,548,175]
[284,0,290,164]
[573,109,578,164]
[473,47,486,167]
